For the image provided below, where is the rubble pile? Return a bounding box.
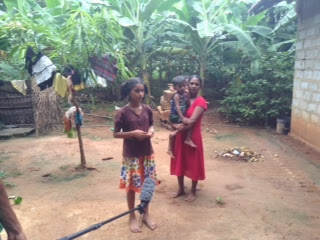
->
[217,147,263,162]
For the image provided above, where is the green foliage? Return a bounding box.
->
[219,51,294,126]
[14,196,23,205]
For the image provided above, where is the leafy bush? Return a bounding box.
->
[219,51,294,126]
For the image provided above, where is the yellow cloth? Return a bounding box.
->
[73,82,85,91]
[11,80,27,95]
[53,73,68,98]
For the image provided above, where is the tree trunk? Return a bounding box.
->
[76,123,87,168]
[142,69,151,105]
[199,61,205,96]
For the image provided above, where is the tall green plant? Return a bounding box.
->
[171,0,261,83]
[219,50,294,126]
[107,0,179,99]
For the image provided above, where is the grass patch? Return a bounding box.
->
[215,134,240,141]
[4,181,16,188]
[0,155,11,162]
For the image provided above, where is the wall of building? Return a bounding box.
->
[291,0,320,151]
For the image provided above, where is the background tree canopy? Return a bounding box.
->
[0,0,297,125]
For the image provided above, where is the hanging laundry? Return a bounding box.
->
[89,55,117,82]
[63,106,84,138]
[32,55,57,88]
[11,80,27,95]
[96,76,107,87]
[53,73,68,98]
[62,65,84,91]
[25,46,57,90]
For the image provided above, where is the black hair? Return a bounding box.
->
[172,76,186,87]
[120,77,148,100]
[188,75,203,87]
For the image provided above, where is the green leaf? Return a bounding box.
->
[117,17,137,27]
[45,0,61,8]
[196,20,215,38]
[224,24,260,59]
[3,0,17,11]
[0,223,3,233]
[250,26,273,37]
[14,196,23,205]
[273,8,296,32]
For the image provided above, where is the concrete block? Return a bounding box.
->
[314,60,320,70]
[295,70,304,79]
[295,90,302,98]
[301,110,310,121]
[309,83,318,91]
[304,71,313,79]
[306,59,314,69]
[292,99,299,107]
[312,37,320,48]
[296,41,303,50]
[303,91,312,100]
[292,108,301,117]
[304,39,312,48]
[297,51,305,60]
[298,30,307,40]
[307,27,316,37]
[313,71,320,81]
[312,93,320,102]
[301,81,309,89]
[295,60,305,69]
[300,101,307,110]
[311,114,319,123]
[294,79,301,89]
[305,49,314,59]
[307,103,316,112]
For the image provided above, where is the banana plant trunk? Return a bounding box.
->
[199,61,205,96]
[142,68,151,105]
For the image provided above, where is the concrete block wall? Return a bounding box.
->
[291,0,320,151]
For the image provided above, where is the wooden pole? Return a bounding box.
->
[67,77,87,169]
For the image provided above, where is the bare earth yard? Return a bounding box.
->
[0,107,320,240]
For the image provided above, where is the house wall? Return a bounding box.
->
[291,0,320,151]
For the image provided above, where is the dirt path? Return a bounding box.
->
[0,109,319,240]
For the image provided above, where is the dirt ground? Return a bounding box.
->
[1,105,320,240]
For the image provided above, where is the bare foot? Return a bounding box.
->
[129,215,141,233]
[142,213,157,230]
[172,189,185,198]
[166,149,175,158]
[184,139,197,148]
[185,191,196,202]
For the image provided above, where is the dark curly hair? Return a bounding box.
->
[120,77,149,100]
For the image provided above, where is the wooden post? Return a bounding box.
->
[67,77,87,169]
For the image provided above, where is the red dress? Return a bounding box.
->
[170,96,208,180]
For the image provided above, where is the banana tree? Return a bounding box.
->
[171,0,261,83]
[107,0,180,99]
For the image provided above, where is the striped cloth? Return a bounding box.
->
[90,55,117,82]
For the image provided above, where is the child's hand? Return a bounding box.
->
[132,130,149,141]
[182,117,189,125]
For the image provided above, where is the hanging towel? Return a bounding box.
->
[32,55,57,88]
[90,55,117,82]
[53,73,68,98]
[11,80,27,95]
[96,76,107,87]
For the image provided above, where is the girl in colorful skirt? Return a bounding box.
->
[113,77,158,233]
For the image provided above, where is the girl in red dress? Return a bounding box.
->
[170,75,208,201]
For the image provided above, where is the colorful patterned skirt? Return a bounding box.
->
[120,155,158,192]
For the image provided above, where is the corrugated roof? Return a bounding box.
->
[249,0,285,14]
